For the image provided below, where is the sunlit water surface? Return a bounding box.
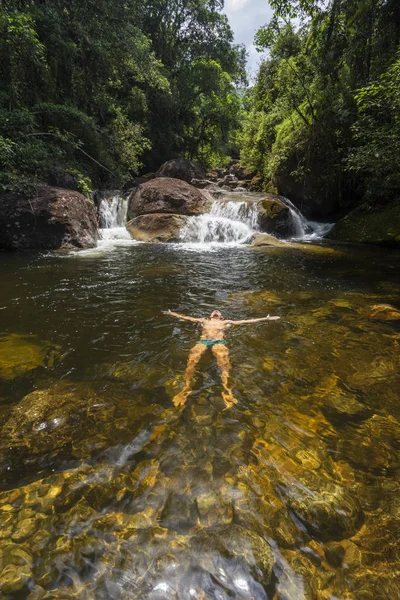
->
[0,241,399,599]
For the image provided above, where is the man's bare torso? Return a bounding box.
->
[200,318,231,341]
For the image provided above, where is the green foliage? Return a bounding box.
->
[0,0,244,189]
[239,0,400,212]
[347,52,400,201]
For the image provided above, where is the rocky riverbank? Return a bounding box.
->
[0,186,98,251]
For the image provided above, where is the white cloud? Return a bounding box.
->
[225,0,252,11]
[223,0,273,74]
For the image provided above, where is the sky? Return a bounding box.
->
[223,0,273,79]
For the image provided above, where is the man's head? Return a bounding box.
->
[210,309,224,320]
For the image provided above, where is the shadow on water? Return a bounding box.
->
[0,242,399,598]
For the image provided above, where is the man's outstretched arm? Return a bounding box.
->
[228,315,280,325]
[163,310,204,323]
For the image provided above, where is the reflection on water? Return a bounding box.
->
[0,243,399,599]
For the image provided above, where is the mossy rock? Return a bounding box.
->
[328,201,400,246]
[0,334,61,381]
[255,195,296,237]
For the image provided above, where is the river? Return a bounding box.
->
[0,199,399,599]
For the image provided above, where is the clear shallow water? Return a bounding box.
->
[0,242,399,599]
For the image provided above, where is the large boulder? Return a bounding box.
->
[328,202,400,247]
[127,177,211,221]
[0,186,98,250]
[156,158,205,183]
[255,196,296,238]
[250,233,290,248]
[126,213,189,242]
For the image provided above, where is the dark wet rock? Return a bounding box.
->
[321,393,372,425]
[126,213,189,242]
[0,185,98,251]
[0,334,61,381]
[127,177,211,221]
[369,303,400,321]
[190,178,214,189]
[328,201,400,247]
[255,196,295,238]
[156,158,205,183]
[324,541,346,568]
[250,233,291,248]
[286,482,364,542]
[160,493,198,532]
[338,415,400,474]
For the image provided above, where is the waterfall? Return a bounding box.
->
[280,197,333,240]
[97,192,132,245]
[179,201,259,244]
[99,193,129,228]
[179,196,332,245]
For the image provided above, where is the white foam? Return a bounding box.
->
[99,194,129,228]
[180,200,259,245]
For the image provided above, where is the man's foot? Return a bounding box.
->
[222,390,238,409]
[172,388,190,408]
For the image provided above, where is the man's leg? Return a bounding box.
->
[212,344,238,408]
[173,343,207,407]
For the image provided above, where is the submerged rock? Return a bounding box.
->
[0,382,163,480]
[0,185,98,251]
[127,177,211,221]
[0,563,33,595]
[369,303,400,321]
[126,213,189,242]
[156,158,205,183]
[0,334,61,381]
[286,482,363,542]
[338,415,400,474]
[321,392,372,425]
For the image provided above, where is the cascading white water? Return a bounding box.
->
[281,197,333,240]
[179,195,333,245]
[97,193,133,247]
[99,194,129,228]
[179,201,259,244]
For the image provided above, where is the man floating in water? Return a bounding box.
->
[163,309,280,409]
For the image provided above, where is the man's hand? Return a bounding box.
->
[228,315,281,325]
[162,310,172,315]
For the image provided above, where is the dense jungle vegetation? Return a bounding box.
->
[0,0,246,191]
[240,0,400,215]
[0,0,399,217]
